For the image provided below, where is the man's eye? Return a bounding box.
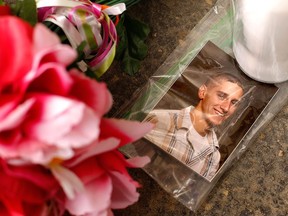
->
[217,93,225,99]
[231,100,239,105]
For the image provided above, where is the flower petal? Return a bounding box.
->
[25,95,83,142]
[33,23,76,69]
[70,70,113,115]
[68,138,120,167]
[0,160,56,216]
[33,23,61,52]
[126,156,150,168]
[0,95,22,120]
[28,63,73,96]
[2,159,59,193]
[25,95,99,148]
[100,119,153,147]
[17,139,75,164]
[0,99,34,131]
[51,165,85,200]
[55,105,100,148]
[65,174,112,216]
[98,151,133,184]
[25,46,77,84]
[109,171,139,209]
[0,16,33,86]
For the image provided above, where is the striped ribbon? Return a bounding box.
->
[37,0,126,77]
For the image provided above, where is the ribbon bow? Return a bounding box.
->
[37,0,126,77]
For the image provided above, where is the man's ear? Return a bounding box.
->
[198,84,207,99]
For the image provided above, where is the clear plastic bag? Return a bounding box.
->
[115,0,288,211]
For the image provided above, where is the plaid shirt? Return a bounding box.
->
[144,106,220,180]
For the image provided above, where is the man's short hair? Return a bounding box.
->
[205,72,244,91]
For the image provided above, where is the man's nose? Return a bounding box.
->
[220,100,230,113]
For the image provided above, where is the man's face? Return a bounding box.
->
[198,79,244,127]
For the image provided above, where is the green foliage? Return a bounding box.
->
[116,14,150,75]
[8,0,37,26]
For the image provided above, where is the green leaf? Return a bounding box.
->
[115,15,127,60]
[8,0,37,26]
[128,30,148,59]
[125,15,150,60]
[116,14,150,75]
[125,15,150,40]
[122,49,141,75]
[18,0,37,26]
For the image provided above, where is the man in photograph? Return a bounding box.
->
[144,72,244,180]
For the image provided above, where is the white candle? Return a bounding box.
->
[233,0,288,83]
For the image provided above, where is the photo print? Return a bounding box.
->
[142,41,279,181]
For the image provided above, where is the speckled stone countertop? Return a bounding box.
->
[100,0,288,215]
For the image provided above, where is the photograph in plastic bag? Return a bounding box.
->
[141,41,279,182]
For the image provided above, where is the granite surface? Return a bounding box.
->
[100,0,288,215]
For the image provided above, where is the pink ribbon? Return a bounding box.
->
[37,0,123,77]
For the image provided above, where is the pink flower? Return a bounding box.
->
[0,5,11,16]
[0,16,153,215]
[0,15,33,88]
[0,159,60,216]
[0,16,110,165]
[61,119,153,215]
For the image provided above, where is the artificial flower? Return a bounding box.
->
[0,5,10,16]
[0,158,61,216]
[0,15,109,165]
[0,15,152,216]
[61,119,152,215]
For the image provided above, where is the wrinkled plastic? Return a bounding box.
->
[232,0,288,83]
[115,0,288,212]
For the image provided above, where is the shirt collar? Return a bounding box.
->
[179,106,194,129]
[180,106,219,149]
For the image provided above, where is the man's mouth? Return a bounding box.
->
[215,110,225,117]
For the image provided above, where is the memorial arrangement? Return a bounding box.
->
[1,0,287,215]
